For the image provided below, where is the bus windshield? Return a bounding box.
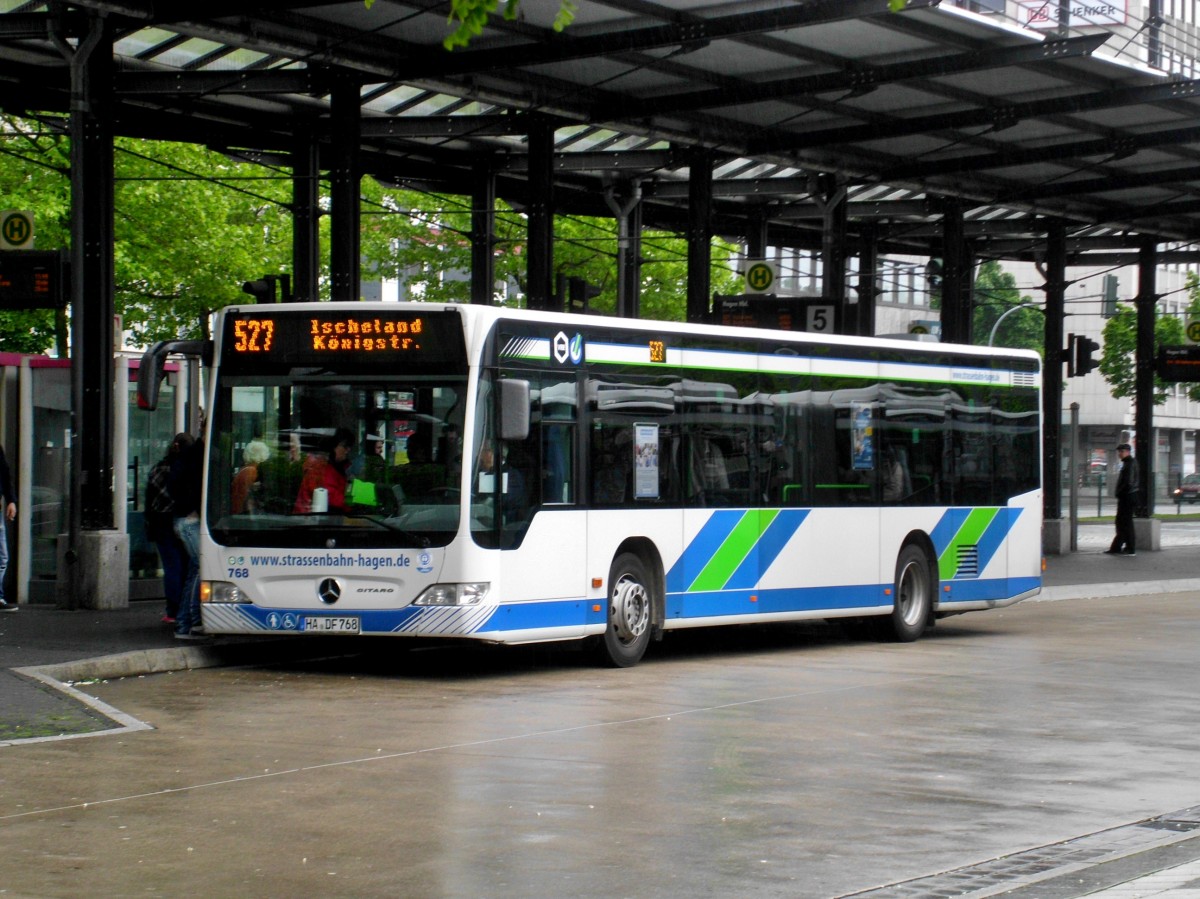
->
[206,307,468,547]
[208,375,466,549]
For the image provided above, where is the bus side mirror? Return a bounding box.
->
[137,338,211,410]
[498,379,530,441]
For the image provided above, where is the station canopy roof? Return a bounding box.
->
[3,1,1200,260]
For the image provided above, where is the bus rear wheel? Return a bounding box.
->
[890,544,933,642]
[599,552,653,667]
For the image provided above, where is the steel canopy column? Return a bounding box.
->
[291,127,320,302]
[747,209,769,261]
[1043,222,1066,524]
[854,222,880,337]
[55,13,125,609]
[686,148,713,324]
[814,174,847,332]
[471,169,496,305]
[526,118,555,311]
[1136,238,1157,517]
[604,180,642,319]
[71,17,114,532]
[940,200,972,345]
[329,72,361,302]
[623,198,643,319]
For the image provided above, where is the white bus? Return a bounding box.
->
[139,302,1042,667]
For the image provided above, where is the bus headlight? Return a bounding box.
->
[202,580,248,604]
[414,582,489,606]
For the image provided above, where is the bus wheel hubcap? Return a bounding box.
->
[898,561,926,626]
[612,576,649,644]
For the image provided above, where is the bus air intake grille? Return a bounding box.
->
[956,545,979,578]
[1012,371,1038,388]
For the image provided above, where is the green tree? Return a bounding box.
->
[113,141,295,345]
[0,116,300,351]
[0,116,72,352]
[1100,271,1200,403]
[359,176,740,316]
[970,260,1042,353]
[1,117,737,352]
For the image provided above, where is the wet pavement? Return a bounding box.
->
[3,522,1200,743]
[2,523,1200,897]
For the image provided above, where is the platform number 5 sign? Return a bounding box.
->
[0,211,34,250]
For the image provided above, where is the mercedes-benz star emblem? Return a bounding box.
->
[317,578,341,605]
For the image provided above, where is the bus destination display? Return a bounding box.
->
[222,310,466,369]
[231,315,426,354]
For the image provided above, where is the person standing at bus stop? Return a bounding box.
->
[0,441,17,612]
[145,434,191,623]
[170,433,206,639]
[1106,442,1138,556]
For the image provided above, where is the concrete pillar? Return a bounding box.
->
[57,531,128,610]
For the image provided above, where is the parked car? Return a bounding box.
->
[1174,473,1200,504]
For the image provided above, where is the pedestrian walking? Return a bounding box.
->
[1106,442,1138,556]
[169,433,206,639]
[0,441,16,612]
[145,434,192,623]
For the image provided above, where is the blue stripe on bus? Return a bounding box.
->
[929,508,974,556]
[219,600,599,636]
[664,510,745,594]
[670,575,1038,620]
[974,507,1022,573]
[724,509,810,589]
[216,568,1040,639]
[669,583,888,618]
[939,575,1040,603]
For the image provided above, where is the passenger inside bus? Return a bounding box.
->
[231,439,271,514]
[476,439,527,520]
[293,428,354,514]
[881,443,911,503]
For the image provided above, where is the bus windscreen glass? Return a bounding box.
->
[208,310,468,548]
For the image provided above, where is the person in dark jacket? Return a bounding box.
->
[169,435,206,638]
[145,434,193,623]
[0,443,16,612]
[1106,443,1139,556]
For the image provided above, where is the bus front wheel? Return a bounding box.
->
[890,544,933,643]
[600,552,653,667]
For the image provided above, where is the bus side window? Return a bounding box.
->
[542,425,573,504]
[591,426,630,505]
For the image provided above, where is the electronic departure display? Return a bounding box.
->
[220,309,466,371]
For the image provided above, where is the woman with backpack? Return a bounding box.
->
[145,434,193,624]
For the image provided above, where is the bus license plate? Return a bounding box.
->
[302,616,360,634]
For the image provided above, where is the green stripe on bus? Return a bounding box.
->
[938,507,998,580]
[690,509,778,593]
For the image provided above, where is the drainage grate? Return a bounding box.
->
[838,807,1200,899]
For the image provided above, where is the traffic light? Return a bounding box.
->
[567,276,601,313]
[1067,333,1101,377]
[242,275,279,303]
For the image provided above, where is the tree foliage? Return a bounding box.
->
[382,0,579,50]
[970,260,1042,353]
[359,175,741,316]
[113,141,295,344]
[0,116,72,352]
[0,116,299,351]
[1099,271,1200,404]
[0,114,738,354]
